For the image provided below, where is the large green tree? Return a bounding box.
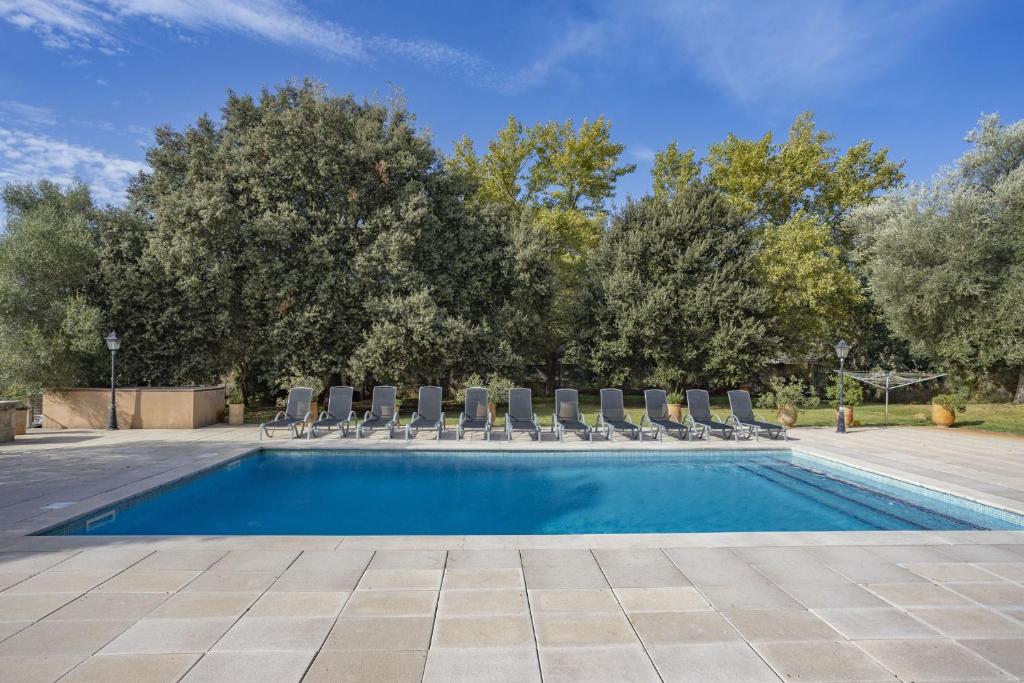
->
[852,114,1024,401]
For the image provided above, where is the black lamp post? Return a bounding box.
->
[835,340,850,434]
[105,332,121,430]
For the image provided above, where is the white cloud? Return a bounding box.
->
[0,100,57,127]
[0,127,148,205]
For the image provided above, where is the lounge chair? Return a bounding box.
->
[640,389,690,441]
[308,386,356,439]
[260,387,313,440]
[405,386,445,440]
[458,387,492,440]
[597,388,639,440]
[505,387,541,441]
[356,385,400,439]
[686,389,736,440]
[552,388,592,441]
[727,390,787,441]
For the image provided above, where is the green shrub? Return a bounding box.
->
[756,377,820,411]
[455,374,515,405]
[666,391,684,404]
[826,376,864,408]
[933,391,968,415]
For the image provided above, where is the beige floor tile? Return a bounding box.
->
[523,563,609,589]
[60,653,199,682]
[539,645,659,683]
[599,562,690,588]
[520,549,596,567]
[212,616,333,652]
[422,647,541,682]
[183,570,278,592]
[755,640,896,681]
[134,549,226,571]
[0,620,31,641]
[442,568,524,590]
[446,550,521,570]
[977,563,1024,582]
[145,591,258,619]
[903,562,1004,583]
[269,567,364,592]
[723,609,842,642]
[100,618,235,654]
[907,607,1024,639]
[863,545,957,563]
[285,549,373,572]
[960,639,1024,678]
[779,581,890,608]
[529,588,622,614]
[828,561,928,583]
[368,550,447,569]
[323,616,433,650]
[867,582,973,607]
[664,549,765,586]
[857,638,1013,681]
[648,642,781,682]
[940,545,1024,563]
[947,581,1024,607]
[431,615,535,648]
[50,549,151,573]
[46,592,167,621]
[304,649,426,682]
[614,587,710,612]
[814,607,941,639]
[0,619,132,656]
[4,570,114,595]
[437,589,528,616]
[210,550,298,572]
[0,551,77,574]
[96,569,199,593]
[754,562,850,585]
[629,611,741,646]
[0,593,76,621]
[356,568,442,590]
[246,590,347,617]
[699,581,802,610]
[0,655,84,683]
[342,590,438,616]
[181,651,312,683]
[0,572,30,592]
[534,613,638,647]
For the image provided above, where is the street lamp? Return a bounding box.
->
[835,340,850,434]
[104,332,121,430]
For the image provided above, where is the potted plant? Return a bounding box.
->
[931,391,967,427]
[227,388,245,426]
[756,377,819,428]
[826,376,863,428]
[666,391,684,422]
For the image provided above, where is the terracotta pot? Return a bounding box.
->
[14,407,28,435]
[931,403,955,427]
[227,403,244,426]
[777,406,798,428]
[488,402,497,420]
[667,403,683,422]
[308,400,318,424]
[835,406,854,427]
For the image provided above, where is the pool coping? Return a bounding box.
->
[10,434,1024,541]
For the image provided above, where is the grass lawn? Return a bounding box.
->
[246,395,1024,437]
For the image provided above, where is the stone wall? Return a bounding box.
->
[42,387,225,429]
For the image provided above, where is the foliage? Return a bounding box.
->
[651,142,700,199]
[666,391,684,405]
[756,376,820,411]
[826,376,864,408]
[276,367,326,398]
[587,182,779,388]
[0,181,105,397]
[932,391,968,415]
[454,373,515,405]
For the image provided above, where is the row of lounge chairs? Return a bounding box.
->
[259,386,787,442]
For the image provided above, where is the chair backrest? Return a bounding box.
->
[464,387,489,420]
[728,390,756,422]
[554,388,580,421]
[600,388,626,420]
[686,389,713,422]
[507,388,533,421]
[417,386,443,421]
[285,387,313,420]
[644,389,670,420]
[371,385,397,420]
[326,386,353,419]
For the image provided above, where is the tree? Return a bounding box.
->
[851,114,1024,402]
[0,181,105,396]
[651,142,699,199]
[587,182,779,389]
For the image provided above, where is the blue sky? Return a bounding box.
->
[1,0,1023,211]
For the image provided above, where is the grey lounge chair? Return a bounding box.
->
[597,388,639,440]
[405,386,445,440]
[458,387,492,440]
[552,388,592,441]
[727,390,787,441]
[356,385,400,439]
[640,389,690,441]
[686,389,736,440]
[505,387,541,441]
[260,387,313,440]
[308,386,356,439]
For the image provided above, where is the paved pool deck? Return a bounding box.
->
[1,424,1024,681]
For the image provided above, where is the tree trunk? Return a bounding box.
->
[1015,366,1024,405]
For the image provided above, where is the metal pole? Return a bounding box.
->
[107,349,118,430]
[884,375,890,427]
[836,358,846,433]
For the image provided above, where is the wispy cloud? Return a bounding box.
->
[0,127,148,205]
[0,99,57,127]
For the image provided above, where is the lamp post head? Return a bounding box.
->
[835,340,850,360]
[104,331,121,352]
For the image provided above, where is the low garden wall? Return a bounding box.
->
[42,387,225,429]
[0,400,18,442]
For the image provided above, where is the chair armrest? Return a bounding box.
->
[411,411,420,422]
[273,411,286,421]
[302,411,311,422]
[440,412,446,427]
[532,413,539,423]
[317,411,327,421]
[712,413,724,423]
[458,412,467,426]
[347,411,357,421]
[362,410,371,421]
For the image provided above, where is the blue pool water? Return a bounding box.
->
[45,449,1024,535]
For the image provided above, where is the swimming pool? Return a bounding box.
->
[43,449,1024,535]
